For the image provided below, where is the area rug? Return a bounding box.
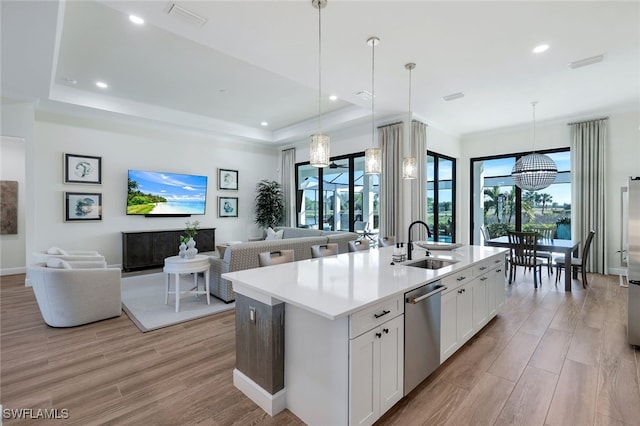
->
[121,272,235,332]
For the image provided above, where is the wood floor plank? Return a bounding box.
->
[596,321,640,424]
[529,328,573,375]
[443,372,514,426]
[488,331,541,382]
[566,323,603,366]
[545,359,599,426]
[494,365,558,426]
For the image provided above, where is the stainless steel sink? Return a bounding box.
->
[404,258,456,270]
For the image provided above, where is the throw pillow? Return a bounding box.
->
[47,246,62,255]
[46,258,72,269]
[265,228,284,241]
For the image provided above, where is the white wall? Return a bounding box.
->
[0,102,35,275]
[460,109,640,273]
[27,110,279,268]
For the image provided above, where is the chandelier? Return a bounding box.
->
[364,36,381,175]
[511,102,558,191]
[402,63,417,179]
[309,0,329,168]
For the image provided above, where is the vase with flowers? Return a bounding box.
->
[180,220,200,258]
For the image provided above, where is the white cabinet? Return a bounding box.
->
[349,314,404,426]
[440,254,506,363]
[440,279,473,362]
[472,275,489,329]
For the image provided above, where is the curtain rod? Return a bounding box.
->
[377,119,428,129]
[567,117,609,126]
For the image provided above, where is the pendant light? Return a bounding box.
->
[402,62,417,179]
[364,36,381,175]
[511,102,558,191]
[309,0,329,168]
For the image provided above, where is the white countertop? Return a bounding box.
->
[222,245,506,320]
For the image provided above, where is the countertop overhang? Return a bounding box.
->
[223,245,507,320]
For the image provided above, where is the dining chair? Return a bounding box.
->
[378,235,396,247]
[348,240,370,252]
[554,230,596,288]
[311,243,339,258]
[529,226,554,275]
[507,231,545,288]
[480,225,491,244]
[258,250,295,267]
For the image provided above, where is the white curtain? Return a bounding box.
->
[280,148,296,227]
[411,121,428,240]
[379,123,403,240]
[570,118,607,274]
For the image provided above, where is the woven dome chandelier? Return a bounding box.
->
[511,102,558,191]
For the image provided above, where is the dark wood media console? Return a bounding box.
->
[122,228,216,272]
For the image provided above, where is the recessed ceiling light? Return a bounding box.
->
[329,95,338,101]
[129,15,144,25]
[533,44,549,53]
[95,81,108,89]
[260,121,268,127]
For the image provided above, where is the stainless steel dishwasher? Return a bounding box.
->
[404,280,446,395]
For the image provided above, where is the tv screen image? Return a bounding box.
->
[127,170,208,215]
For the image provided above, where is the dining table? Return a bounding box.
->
[486,236,580,291]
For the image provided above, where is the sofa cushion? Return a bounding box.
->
[47,246,68,255]
[46,258,72,269]
[265,227,284,240]
[276,227,324,239]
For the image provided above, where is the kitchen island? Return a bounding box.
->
[222,244,507,426]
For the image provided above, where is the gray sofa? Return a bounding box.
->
[209,227,359,302]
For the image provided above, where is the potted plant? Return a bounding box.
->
[556,216,571,240]
[254,180,285,229]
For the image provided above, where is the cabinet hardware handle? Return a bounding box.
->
[496,269,502,273]
[383,328,389,334]
[458,289,462,294]
[479,266,487,270]
[375,332,382,338]
[481,277,487,281]
[374,310,391,319]
[457,276,466,281]
[495,259,502,263]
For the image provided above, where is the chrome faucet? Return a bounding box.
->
[407,220,432,260]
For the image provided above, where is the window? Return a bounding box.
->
[471,148,571,244]
[296,153,379,234]
[427,151,456,242]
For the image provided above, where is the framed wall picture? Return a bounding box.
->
[218,196,238,218]
[218,168,238,191]
[64,153,102,184]
[65,192,102,221]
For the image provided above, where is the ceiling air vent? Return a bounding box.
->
[354,90,374,101]
[442,92,465,102]
[569,54,605,69]
[167,3,208,27]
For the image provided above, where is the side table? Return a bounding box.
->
[163,255,211,312]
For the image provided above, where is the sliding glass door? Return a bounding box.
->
[296,153,379,233]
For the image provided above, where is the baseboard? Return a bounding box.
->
[608,267,627,276]
[0,266,26,276]
[233,368,286,416]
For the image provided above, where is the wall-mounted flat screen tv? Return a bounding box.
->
[127,169,208,216]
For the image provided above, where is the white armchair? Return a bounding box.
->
[27,259,122,327]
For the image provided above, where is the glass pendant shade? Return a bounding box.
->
[402,156,417,179]
[365,148,382,175]
[309,133,330,167]
[511,153,558,191]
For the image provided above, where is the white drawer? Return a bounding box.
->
[441,267,473,292]
[489,254,507,270]
[349,295,403,338]
[474,260,492,276]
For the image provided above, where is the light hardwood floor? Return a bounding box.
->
[1,270,638,425]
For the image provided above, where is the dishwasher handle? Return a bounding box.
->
[406,285,447,304]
